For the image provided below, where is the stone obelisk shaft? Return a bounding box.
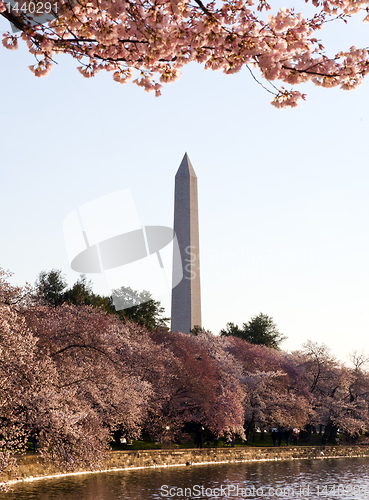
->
[171,153,201,334]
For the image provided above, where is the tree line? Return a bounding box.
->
[35,269,169,331]
[1,267,369,476]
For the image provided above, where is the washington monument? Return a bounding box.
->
[171,153,201,334]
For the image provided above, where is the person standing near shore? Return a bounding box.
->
[293,429,299,446]
[277,428,283,446]
[285,428,291,446]
[31,432,39,453]
[272,429,277,446]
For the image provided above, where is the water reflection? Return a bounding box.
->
[1,457,369,500]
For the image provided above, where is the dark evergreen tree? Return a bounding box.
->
[35,269,67,306]
[220,313,286,350]
[113,286,169,331]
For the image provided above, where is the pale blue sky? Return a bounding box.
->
[1,9,369,363]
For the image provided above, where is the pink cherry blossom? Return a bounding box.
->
[2,0,369,106]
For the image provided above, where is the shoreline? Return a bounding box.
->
[2,445,369,487]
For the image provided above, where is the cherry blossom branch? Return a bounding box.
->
[2,0,369,105]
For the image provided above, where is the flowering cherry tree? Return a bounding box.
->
[0,270,58,475]
[26,304,155,468]
[2,0,369,106]
[149,330,246,441]
[0,269,154,473]
[225,337,311,436]
[293,341,369,442]
[0,303,41,475]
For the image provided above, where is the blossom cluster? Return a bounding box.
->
[1,0,369,105]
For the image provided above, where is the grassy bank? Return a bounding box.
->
[109,432,346,451]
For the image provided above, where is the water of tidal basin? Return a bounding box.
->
[2,456,369,500]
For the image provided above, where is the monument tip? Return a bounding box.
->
[176,152,197,177]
